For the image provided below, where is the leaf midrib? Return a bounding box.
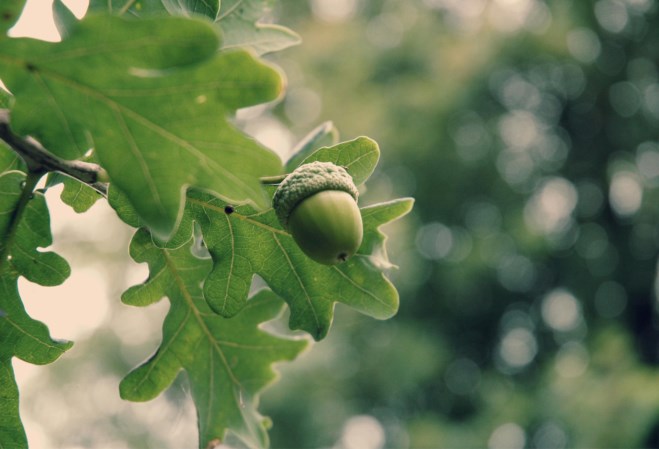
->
[162,248,242,387]
[0,51,262,202]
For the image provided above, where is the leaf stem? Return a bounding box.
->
[259,174,287,185]
[118,0,138,15]
[0,110,108,196]
[0,170,41,272]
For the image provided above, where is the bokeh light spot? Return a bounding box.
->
[541,289,581,332]
[311,0,357,23]
[488,422,526,449]
[415,222,454,260]
[594,0,629,33]
[609,170,643,217]
[524,177,577,236]
[567,28,601,64]
[555,342,589,378]
[340,415,386,449]
[498,327,538,369]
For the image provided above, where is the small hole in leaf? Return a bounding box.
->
[224,205,235,215]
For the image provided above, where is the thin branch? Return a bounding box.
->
[0,170,42,272]
[0,110,108,195]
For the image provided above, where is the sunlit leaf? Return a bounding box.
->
[0,14,283,238]
[284,121,339,173]
[294,136,380,186]
[52,0,77,39]
[0,167,72,447]
[120,229,308,449]
[0,170,22,240]
[0,0,26,35]
[0,86,12,109]
[87,0,168,16]
[150,139,412,339]
[47,172,102,214]
[162,0,220,20]
[0,170,70,285]
[188,190,411,340]
[218,0,300,55]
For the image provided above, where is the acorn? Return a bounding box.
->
[273,161,363,265]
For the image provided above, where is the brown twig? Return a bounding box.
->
[0,109,108,195]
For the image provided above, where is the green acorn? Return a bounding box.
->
[273,161,363,265]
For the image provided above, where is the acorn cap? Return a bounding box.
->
[273,161,359,229]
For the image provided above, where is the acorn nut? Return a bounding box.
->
[273,161,363,265]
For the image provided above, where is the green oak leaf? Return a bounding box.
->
[0,269,73,448]
[0,171,70,286]
[120,228,308,449]
[0,0,26,35]
[219,17,300,56]
[186,190,412,340]
[87,0,169,16]
[47,173,102,214]
[0,85,13,109]
[0,169,72,448]
[52,0,78,39]
[0,14,283,238]
[13,186,69,286]
[218,0,272,22]
[284,121,340,173]
[0,170,23,239]
[162,0,220,20]
[293,136,380,186]
[156,138,412,340]
[217,0,300,55]
[0,144,23,172]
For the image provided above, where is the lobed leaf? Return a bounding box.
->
[0,144,23,172]
[0,167,72,447]
[218,0,300,55]
[0,85,13,109]
[284,121,340,173]
[0,170,70,286]
[185,190,411,340]
[0,0,26,35]
[0,269,73,448]
[14,196,70,286]
[295,136,380,186]
[0,170,23,239]
[52,0,78,39]
[120,229,308,449]
[0,14,283,238]
[152,139,411,340]
[87,0,169,16]
[220,18,301,56]
[161,0,220,19]
[47,173,102,214]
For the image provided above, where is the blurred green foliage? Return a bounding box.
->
[259,0,659,448]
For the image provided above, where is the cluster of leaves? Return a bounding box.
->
[0,1,412,448]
